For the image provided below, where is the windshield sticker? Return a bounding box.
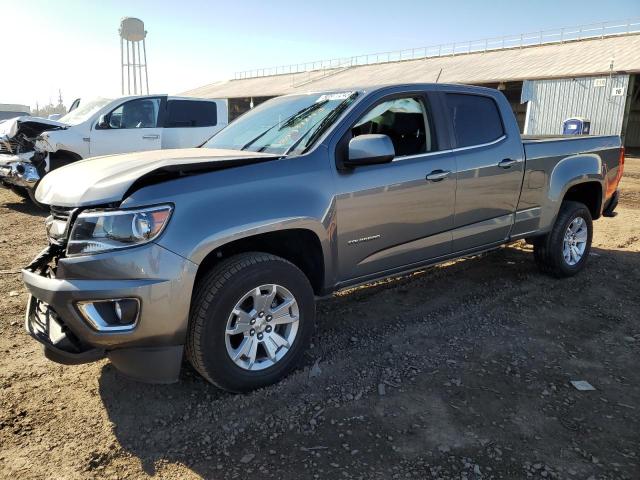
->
[316,92,356,103]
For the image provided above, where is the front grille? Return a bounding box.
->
[47,206,77,246]
[50,205,74,222]
[0,140,19,154]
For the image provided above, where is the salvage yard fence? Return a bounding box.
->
[234,17,640,80]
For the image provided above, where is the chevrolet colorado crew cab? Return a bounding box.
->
[0,95,228,204]
[22,84,624,392]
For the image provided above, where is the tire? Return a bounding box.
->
[534,201,593,278]
[187,252,316,392]
[27,182,47,211]
[9,185,29,199]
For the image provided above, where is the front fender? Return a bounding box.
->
[123,155,339,289]
[36,129,86,157]
[187,215,332,266]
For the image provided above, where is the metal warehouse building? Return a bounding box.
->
[183,19,640,148]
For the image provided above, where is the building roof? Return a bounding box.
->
[182,33,640,99]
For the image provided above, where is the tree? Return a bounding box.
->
[32,89,68,118]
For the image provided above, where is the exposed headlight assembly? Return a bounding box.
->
[67,204,173,256]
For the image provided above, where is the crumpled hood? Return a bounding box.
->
[36,148,279,207]
[0,116,68,141]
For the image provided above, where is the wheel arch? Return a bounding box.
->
[543,153,605,230]
[561,181,603,220]
[193,227,327,296]
[49,149,83,170]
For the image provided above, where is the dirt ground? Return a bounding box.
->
[1,158,639,480]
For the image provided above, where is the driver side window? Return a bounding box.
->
[351,97,435,157]
[108,98,160,129]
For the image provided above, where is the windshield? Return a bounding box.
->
[59,97,113,126]
[204,91,359,155]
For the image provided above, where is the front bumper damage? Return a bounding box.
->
[0,115,63,191]
[22,240,198,383]
[0,157,42,189]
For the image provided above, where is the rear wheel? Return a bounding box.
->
[187,252,315,392]
[534,201,593,278]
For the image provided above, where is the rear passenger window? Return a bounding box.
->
[165,100,217,128]
[351,97,436,157]
[446,94,504,148]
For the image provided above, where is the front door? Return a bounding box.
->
[334,95,457,282]
[90,97,163,156]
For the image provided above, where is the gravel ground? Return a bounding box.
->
[1,158,639,480]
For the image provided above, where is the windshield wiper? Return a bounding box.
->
[295,92,359,155]
[240,100,329,151]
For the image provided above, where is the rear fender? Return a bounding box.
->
[542,153,604,230]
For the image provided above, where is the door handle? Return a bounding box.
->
[498,158,517,168]
[142,134,160,140]
[426,170,451,182]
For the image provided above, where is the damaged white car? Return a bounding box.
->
[0,95,228,205]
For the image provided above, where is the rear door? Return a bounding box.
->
[90,97,163,156]
[161,99,222,149]
[333,91,457,282]
[443,91,525,251]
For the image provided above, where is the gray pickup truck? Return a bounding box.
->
[22,84,624,392]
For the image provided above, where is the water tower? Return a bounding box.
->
[119,17,149,95]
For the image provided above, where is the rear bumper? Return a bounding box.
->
[22,243,198,383]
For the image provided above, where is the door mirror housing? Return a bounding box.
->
[345,134,395,168]
[96,114,110,130]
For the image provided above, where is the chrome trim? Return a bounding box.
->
[391,149,454,163]
[78,204,173,218]
[451,135,507,153]
[387,135,507,164]
[0,161,41,188]
[76,298,140,332]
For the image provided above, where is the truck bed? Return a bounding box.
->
[521,134,621,161]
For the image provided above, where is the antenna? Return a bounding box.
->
[119,17,149,95]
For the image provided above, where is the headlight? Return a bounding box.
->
[67,204,173,256]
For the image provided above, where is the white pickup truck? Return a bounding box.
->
[0,95,228,203]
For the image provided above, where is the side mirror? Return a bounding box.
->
[96,114,110,130]
[345,134,395,168]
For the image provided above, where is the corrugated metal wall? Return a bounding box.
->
[521,75,629,136]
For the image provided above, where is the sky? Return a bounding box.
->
[1,0,639,109]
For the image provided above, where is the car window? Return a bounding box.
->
[166,100,217,128]
[109,98,160,129]
[445,93,504,148]
[59,97,112,125]
[351,97,434,157]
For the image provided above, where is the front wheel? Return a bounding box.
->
[9,185,29,199]
[187,252,315,392]
[27,182,47,211]
[534,201,593,278]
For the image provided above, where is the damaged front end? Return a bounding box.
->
[0,116,66,191]
[23,206,106,365]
